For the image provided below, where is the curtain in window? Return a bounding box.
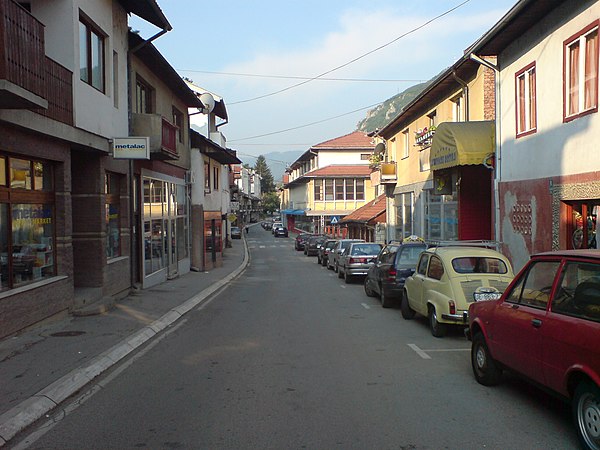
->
[585,30,598,110]
[570,41,580,115]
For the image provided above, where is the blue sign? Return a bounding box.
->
[330,216,340,224]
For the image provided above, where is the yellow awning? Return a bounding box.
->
[430,121,495,170]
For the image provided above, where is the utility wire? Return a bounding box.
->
[228,0,470,105]
[179,69,425,83]
[228,101,381,142]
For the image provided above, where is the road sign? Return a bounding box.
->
[330,216,340,224]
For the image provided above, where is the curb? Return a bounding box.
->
[0,240,249,447]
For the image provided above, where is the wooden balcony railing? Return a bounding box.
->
[0,0,45,98]
[0,0,73,124]
[161,118,177,156]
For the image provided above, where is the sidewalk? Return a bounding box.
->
[0,237,249,446]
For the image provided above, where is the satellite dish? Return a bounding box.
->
[199,92,215,113]
[374,142,386,154]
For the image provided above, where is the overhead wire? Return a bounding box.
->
[227,0,471,105]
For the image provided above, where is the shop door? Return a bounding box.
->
[167,183,178,278]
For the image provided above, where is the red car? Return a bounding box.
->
[467,250,600,450]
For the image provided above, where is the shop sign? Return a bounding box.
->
[112,137,150,160]
[431,145,458,171]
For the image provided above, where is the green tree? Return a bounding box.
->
[261,191,280,214]
[254,155,275,193]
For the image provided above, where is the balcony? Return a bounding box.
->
[370,162,397,186]
[0,0,73,125]
[131,113,180,160]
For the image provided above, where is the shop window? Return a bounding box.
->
[105,172,120,259]
[567,201,599,249]
[516,63,537,136]
[79,15,105,92]
[564,22,599,121]
[395,192,414,239]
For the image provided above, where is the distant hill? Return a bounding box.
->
[356,81,431,133]
[241,150,304,183]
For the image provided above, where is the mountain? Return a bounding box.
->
[241,150,304,183]
[356,81,431,133]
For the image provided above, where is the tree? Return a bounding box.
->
[261,191,280,214]
[254,155,275,193]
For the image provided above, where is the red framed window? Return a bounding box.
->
[515,62,537,136]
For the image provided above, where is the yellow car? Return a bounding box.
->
[402,245,514,337]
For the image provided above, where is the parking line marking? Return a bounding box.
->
[361,303,370,310]
[408,344,432,359]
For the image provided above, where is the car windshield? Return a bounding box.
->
[350,244,381,256]
[452,257,508,274]
[396,245,426,268]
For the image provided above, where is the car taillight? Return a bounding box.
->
[349,257,367,264]
[387,267,397,281]
[449,300,456,315]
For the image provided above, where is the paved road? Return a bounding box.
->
[12,227,579,449]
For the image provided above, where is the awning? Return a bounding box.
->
[281,209,306,215]
[430,121,495,171]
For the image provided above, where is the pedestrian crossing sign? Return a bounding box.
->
[330,216,340,224]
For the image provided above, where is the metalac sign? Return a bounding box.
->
[112,137,150,159]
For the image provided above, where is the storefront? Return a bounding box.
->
[140,170,189,288]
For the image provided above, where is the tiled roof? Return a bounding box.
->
[304,165,372,177]
[312,131,374,149]
[340,194,387,224]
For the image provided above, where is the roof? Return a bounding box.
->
[129,32,203,108]
[466,0,564,56]
[185,82,228,121]
[190,130,242,164]
[312,131,374,149]
[340,194,386,224]
[304,165,372,178]
[118,0,171,30]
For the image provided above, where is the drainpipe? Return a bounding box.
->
[452,71,469,121]
[469,53,501,243]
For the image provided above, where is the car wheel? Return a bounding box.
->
[317,255,321,264]
[573,380,600,450]
[364,278,376,297]
[322,257,327,267]
[338,266,343,278]
[400,291,415,319]
[471,332,502,386]
[428,305,447,338]
[380,287,394,308]
[344,270,352,284]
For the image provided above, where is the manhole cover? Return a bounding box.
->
[50,331,86,337]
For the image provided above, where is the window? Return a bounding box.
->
[325,179,334,201]
[79,17,105,92]
[506,261,560,309]
[213,166,219,190]
[565,22,599,121]
[0,156,55,290]
[135,77,153,114]
[356,179,365,200]
[402,131,409,159]
[417,254,429,275]
[553,262,600,322]
[314,180,323,201]
[395,192,413,239]
[345,179,354,200]
[335,180,344,200]
[452,95,463,122]
[204,161,210,193]
[105,172,120,259]
[427,110,437,127]
[172,107,184,143]
[516,63,537,135]
[113,51,118,108]
[360,154,371,161]
[427,255,444,280]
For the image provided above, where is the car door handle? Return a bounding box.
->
[531,318,543,328]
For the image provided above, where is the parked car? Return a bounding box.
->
[304,235,326,256]
[364,239,427,308]
[318,239,338,266]
[230,226,242,239]
[337,242,382,283]
[467,249,600,450]
[262,221,273,231]
[327,239,365,272]
[272,222,284,234]
[402,245,514,337]
[273,226,288,238]
[294,233,313,251]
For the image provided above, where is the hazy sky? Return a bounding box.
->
[130,0,516,164]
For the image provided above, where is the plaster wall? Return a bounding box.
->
[318,150,370,167]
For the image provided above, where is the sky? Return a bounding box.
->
[130,0,517,166]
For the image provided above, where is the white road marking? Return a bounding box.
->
[361,303,371,309]
[259,245,266,248]
[408,344,432,359]
[340,285,346,289]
